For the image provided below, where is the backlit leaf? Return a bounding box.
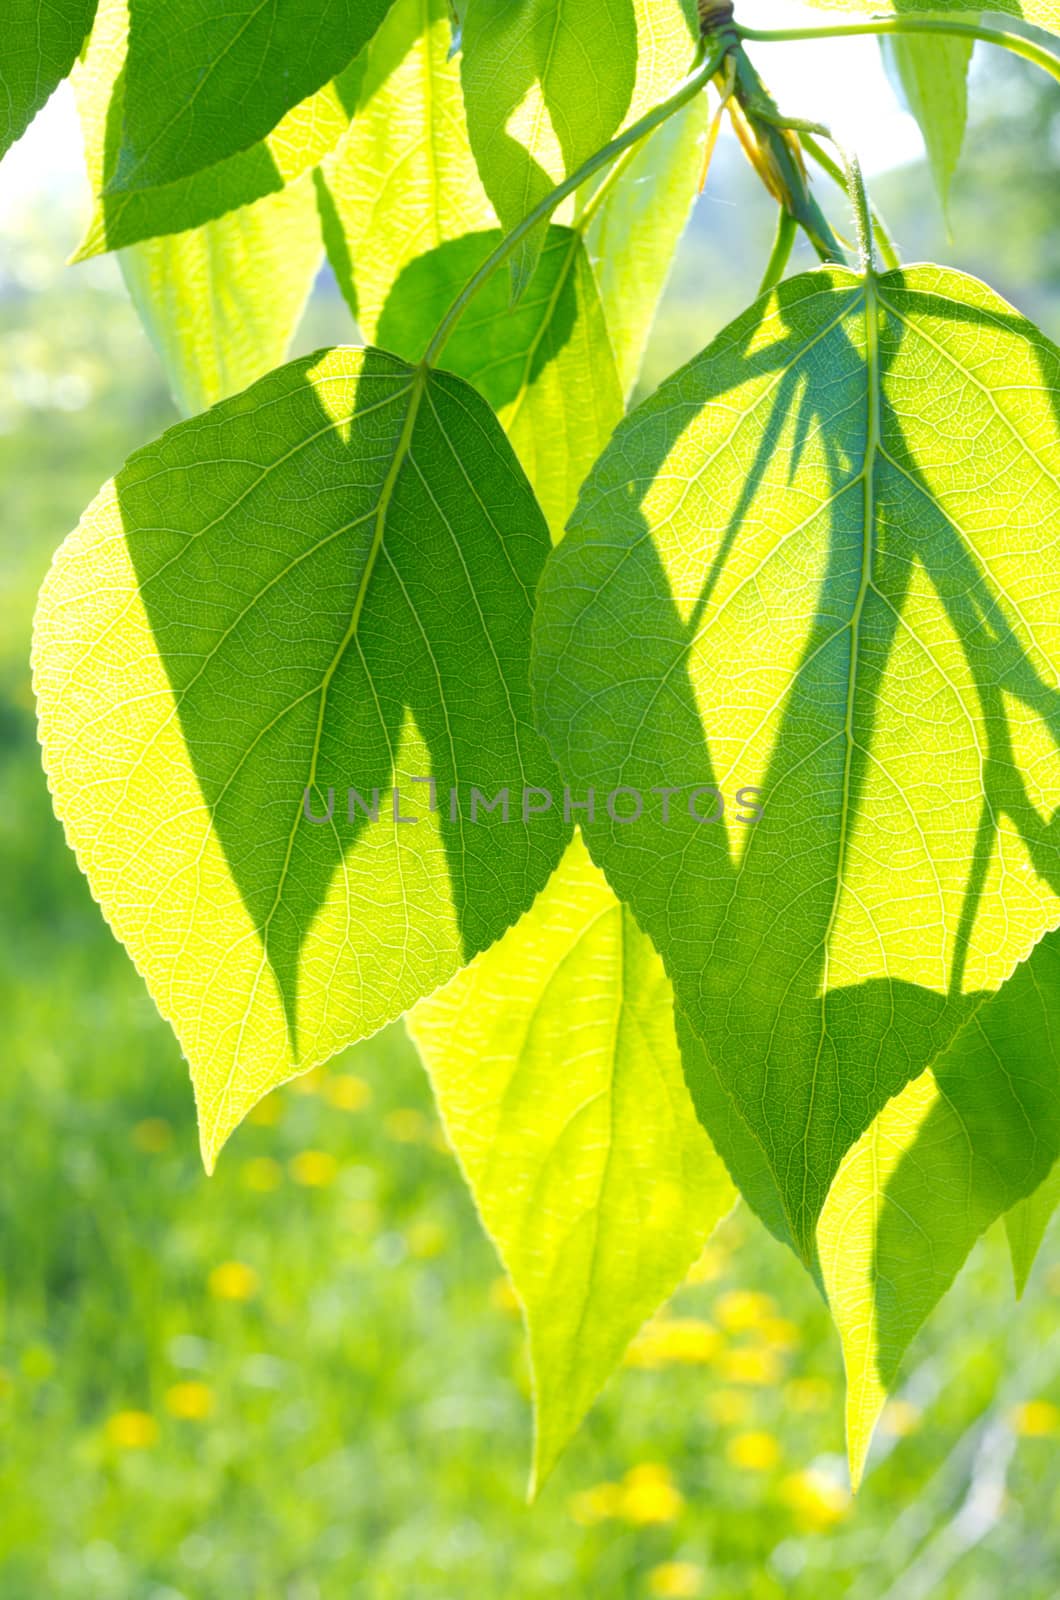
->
[533,265,1060,1261]
[0,0,97,160]
[34,350,569,1167]
[1005,1155,1060,1296]
[817,929,1060,1486]
[881,28,973,216]
[74,0,323,412]
[72,0,363,258]
[108,0,394,193]
[410,833,735,1490]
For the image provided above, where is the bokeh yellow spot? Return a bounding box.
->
[626,1318,721,1367]
[132,1117,172,1153]
[208,1260,259,1301]
[784,1376,833,1413]
[780,1468,851,1529]
[881,1399,923,1438]
[726,1430,780,1471]
[247,1094,282,1126]
[619,1462,684,1524]
[165,1381,215,1421]
[705,1387,751,1427]
[684,1243,727,1285]
[288,1068,325,1096]
[289,1149,339,1187]
[324,1073,371,1111]
[648,1561,705,1598]
[567,1482,624,1525]
[720,1347,782,1385]
[406,1219,447,1259]
[384,1108,430,1143]
[241,1156,283,1192]
[1011,1399,1060,1437]
[715,1290,777,1332]
[105,1410,158,1449]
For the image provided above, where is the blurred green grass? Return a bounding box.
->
[1,55,1059,1600]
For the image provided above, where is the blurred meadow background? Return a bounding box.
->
[2,25,1060,1600]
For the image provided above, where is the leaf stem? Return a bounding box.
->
[422,38,727,368]
[801,132,900,271]
[738,17,1060,88]
[757,206,798,297]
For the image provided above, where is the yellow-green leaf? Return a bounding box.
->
[409,832,735,1489]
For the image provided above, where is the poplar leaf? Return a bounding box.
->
[533,266,1060,1261]
[0,0,97,160]
[74,0,323,412]
[34,350,569,1167]
[460,0,697,298]
[376,226,623,541]
[817,929,1060,1487]
[72,0,363,258]
[1005,1156,1060,1296]
[882,29,973,216]
[409,833,735,1491]
[314,0,496,339]
[108,0,394,193]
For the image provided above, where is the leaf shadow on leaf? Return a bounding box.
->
[537,268,1060,1266]
[116,348,568,1059]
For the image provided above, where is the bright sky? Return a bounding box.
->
[0,1,926,230]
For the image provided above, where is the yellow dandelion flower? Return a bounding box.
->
[780,1468,851,1530]
[626,1318,721,1368]
[715,1290,777,1332]
[648,1561,705,1598]
[489,1276,521,1315]
[567,1482,624,1525]
[784,1376,833,1414]
[720,1346,782,1386]
[132,1117,172,1153]
[247,1094,282,1126]
[406,1219,447,1259]
[241,1156,283,1192]
[383,1108,429,1143]
[105,1410,158,1449]
[1011,1399,1060,1438]
[726,1430,780,1471]
[881,1399,923,1438]
[705,1387,751,1427]
[324,1073,371,1111]
[164,1381,215,1421]
[620,1463,684,1524]
[289,1149,339,1187]
[208,1260,259,1301]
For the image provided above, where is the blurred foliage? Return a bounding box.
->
[1,48,1059,1600]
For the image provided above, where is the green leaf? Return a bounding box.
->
[1005,1155,1060,1296]
[584,94,710,400]
[375,225,623,542]
[108,0,393,194]
[460,0,697,298]
[71,0,363,258]
[881,29,973,216]
[409,832,735,1490]
[117,181,324,414]
[460,0,636,297]
[803,0,1060,33]
[533,265,1060,1261]
[73,0,323,413]
[0,0,97,160]
[34,350,570,1167]
[314,0,495,341]
[817,928,1060,1487]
